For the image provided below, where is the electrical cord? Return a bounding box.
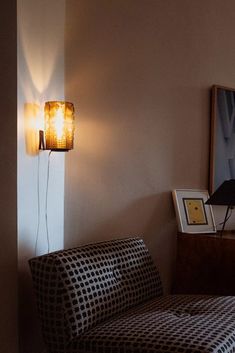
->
[35,150,52,255]
[34,152,41,256]
[45,151,52,254]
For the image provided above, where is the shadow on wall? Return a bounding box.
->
[143,192,177,293]
[72,191,177,293]
[18,244,45,353]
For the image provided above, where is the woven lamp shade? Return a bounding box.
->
[44,101,75,151]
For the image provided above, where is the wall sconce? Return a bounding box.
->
[39,101,75,151]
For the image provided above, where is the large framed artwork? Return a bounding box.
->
[210,85,235,192]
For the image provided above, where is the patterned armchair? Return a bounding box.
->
[29,237,235,353]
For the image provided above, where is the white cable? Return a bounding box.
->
[45,151,52,253]
[35,152,41,256]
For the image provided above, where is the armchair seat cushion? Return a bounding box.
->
[71,295,235,353]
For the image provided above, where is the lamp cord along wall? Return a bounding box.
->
[34,151,52,256]
[45,151,52,254]
[34,152,41,256]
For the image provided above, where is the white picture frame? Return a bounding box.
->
[172,189,216,233]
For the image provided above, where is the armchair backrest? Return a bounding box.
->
[29,237,162,353]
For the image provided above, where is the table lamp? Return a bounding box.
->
[206,179,235,236]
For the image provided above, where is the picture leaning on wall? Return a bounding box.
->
[172,189,216,234]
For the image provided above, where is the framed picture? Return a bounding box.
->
[209,85,235,193]
[172,189,216,233]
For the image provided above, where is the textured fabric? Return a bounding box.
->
[29,237,162,353]
[29,237,235,353]
[70,294,235,353]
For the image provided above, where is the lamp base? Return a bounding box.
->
[50,149,69,152]
[220,205,231,237]
[39,131,69,152]
[39,130,45,150]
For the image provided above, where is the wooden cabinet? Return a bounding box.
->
[173,232,235,295]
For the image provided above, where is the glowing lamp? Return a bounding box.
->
[40,101,75,151]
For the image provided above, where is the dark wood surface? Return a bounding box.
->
[173,231,235,295]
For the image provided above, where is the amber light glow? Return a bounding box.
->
[44,101,75,151]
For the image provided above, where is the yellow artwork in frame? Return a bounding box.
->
[183,198,208,225]
[172,189,216,234]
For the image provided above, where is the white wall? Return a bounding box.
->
[17,1,65,351]
[64,0,235,292]
[0,2,18,352]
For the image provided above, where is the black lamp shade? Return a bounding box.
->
[206,179,235,206]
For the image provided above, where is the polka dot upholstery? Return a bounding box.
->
[29,237,235,353]
[71,295,235,353]
[29,237,162,353]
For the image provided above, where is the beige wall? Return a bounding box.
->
[64,0,235,292]
[0,1,18,352]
